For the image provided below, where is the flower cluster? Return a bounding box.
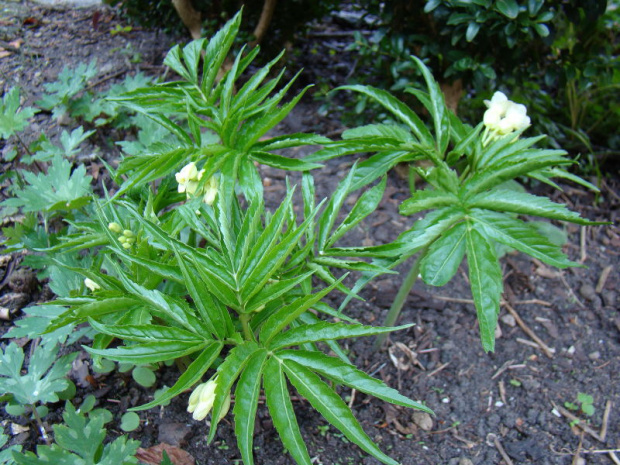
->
[175,162,219,206]
[483,91,530,143]
[109,222,136,249]
[187,379,230,421]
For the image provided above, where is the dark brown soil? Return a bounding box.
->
[1,2,619,465]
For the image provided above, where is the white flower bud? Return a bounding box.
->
[187,379,230,421]
[84,278,100,292]
[203,176,219,206]
[108,222,122,233]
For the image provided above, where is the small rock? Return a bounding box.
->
[412,411,433,431]
[8,269,37,294]
[602,290,617,307]
[579,283,597,301]
[158,422,192,447]
[500,314,516,327]
[588,351,601,360]
[458,459,474,465]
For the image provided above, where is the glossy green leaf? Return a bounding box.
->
[278,350,432,413]
[336,85,433,146]
[470,209,578,268]
[282,359,398,465]
[420,221,466,286]
[209,342,260,442]
[465,224,503,352]
[233,349,268,465]
[496,0,520,18]
[399,189,459,215]
[201,11,242,96]
[468,189,596,225]
[85,340,207,364]
[88,319,206,343]
[263,358,311,465]
[250,151,322,171]
[327,176,386,247]
[132,341,223,411]
[245,271,314,314]
[268,322,413,350]
[259,278,343,344]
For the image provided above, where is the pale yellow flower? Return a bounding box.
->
[187,379,230,421]
[483,91,530,141]
[84,278,100,292]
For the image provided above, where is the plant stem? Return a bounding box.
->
[31,403,51,445]
[240,313,255,342]
[374,250,426,350]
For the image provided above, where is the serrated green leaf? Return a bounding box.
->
[0,87,39,139]
[87,319,206,343]
[131,341,223,411]
[233,350,268,465]
[468,189,595,225]
[278,350,432,413]
[250,151,322,171]
[259,277,343,344]
[336,85,433,146]
[208,342,260,442]
[263,358,311,465]
[85,340,207,364]
[399,189,459,215]
[420,221,466,286]
[465,224,503,352]
[328,176,386,248]
[268,322,413,350]
[470,209,578,268]
[282,359,398,465]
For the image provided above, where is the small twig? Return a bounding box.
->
[30,403,51,445]
[610,452,620,465]
[596,265,613,293]
[580,226,588,263]
[600,400,612,441]
[572,431,584,465]
[558,272,587,309]
[86,68,129,91]
[505,302,555,358]
[487,433,514,465]
[552,402,604,442]
[492,359,516,380]
[427,362,450,378]
[432,296,473,304]
[348,389,356,409]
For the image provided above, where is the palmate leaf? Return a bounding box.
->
[282,359,399,465]
[263,358,311,465]
[0,87,39,139]
[3,154,92,213]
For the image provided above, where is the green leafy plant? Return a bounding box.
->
[307,56,601,352]
[21,13,432,465]
[11,399,139,465]
[565,392,595,418]
[0,87,39,141]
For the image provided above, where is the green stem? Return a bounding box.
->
[374,249,426,350]
[240,314,255,342]
[31,403,51,445]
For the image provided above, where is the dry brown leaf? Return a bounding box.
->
[135,443,195,465]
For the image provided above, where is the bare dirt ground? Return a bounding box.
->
[1,2,619,464]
